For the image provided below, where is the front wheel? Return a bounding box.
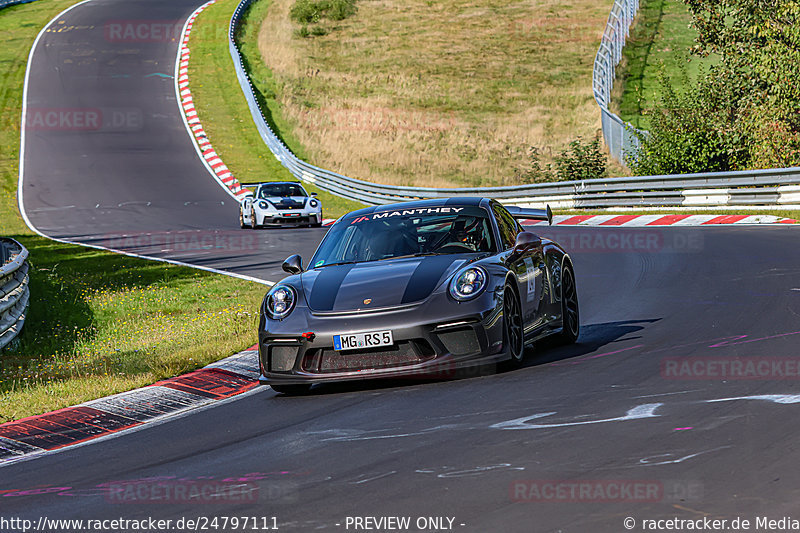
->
[271,384,312,396]
[239,209,248,229]
[559,262,580,344]
[501,285,525,369]
[250,208,259,230]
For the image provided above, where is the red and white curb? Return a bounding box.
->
[521,214,797,227]
[176,0,251,202]
[0,346,261,467]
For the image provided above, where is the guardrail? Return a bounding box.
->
[227,0,800,209]
[592,0,645,165]
[0,0,40,11]
[0,239,30,351]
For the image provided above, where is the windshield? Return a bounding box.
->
[258,183,306,198]
[310,206,496,267]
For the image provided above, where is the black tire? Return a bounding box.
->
[271,384,312,396]
[312,221,322,228]
[250,208,259,230]
[501,284,525,368]
[559,262,580,344]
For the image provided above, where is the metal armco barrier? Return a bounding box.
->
[0,239,30,351]
[228,0,800,209]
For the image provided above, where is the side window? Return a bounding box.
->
[492,204,518,250]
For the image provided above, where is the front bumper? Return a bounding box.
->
[258,292,507,386]
[259,210,321,226]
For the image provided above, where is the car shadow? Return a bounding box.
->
[523,318,662,368]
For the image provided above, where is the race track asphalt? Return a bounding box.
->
[11,0,800,531]
[19,0,324,282]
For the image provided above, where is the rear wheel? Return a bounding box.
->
[559,262,580,344]
[271,384,312,396]
[502,284,525,368]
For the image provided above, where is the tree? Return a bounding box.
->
[632,0,800,173]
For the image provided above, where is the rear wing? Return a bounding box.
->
[506,205,553,226]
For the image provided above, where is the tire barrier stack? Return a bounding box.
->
[0,239,30,351]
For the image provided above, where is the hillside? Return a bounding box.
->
[253,0,619,187]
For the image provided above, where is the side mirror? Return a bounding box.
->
[513,231,542,255]
[310,192,318,197]
[282,254,303,275]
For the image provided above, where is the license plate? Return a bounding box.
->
[333,330,393,351]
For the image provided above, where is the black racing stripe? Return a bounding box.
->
[342,205,378,221]
[445,197,482,206]
[309,264,356,311]
[401,255,457,304]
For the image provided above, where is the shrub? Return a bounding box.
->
[515,147,554,184]
[290,0,321,24]
[627,69,749,175]
[553,137,607,181]
[326,0,357,21]
[516,138,607,184]
[290,0,357,25]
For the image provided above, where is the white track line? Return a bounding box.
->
[17,0,271,286]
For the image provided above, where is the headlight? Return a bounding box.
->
[258,200,269,209]
[309,199,319,208]
[266,285,297,319]
[449,266,487,301]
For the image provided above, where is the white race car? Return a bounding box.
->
[240,182,323,229]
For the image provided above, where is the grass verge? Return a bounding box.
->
[0,1,265,422]
[613,0,709,130]
[188,0,363,218]
[246,0,623,186]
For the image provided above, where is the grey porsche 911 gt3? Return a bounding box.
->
[258,197,579,395]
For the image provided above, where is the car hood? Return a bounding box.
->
[300,255,468,312]
[263,196,307,208]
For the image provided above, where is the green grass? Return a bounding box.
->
[0,0,265,422]
[614,0,709,130]
[188,0,362,217]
